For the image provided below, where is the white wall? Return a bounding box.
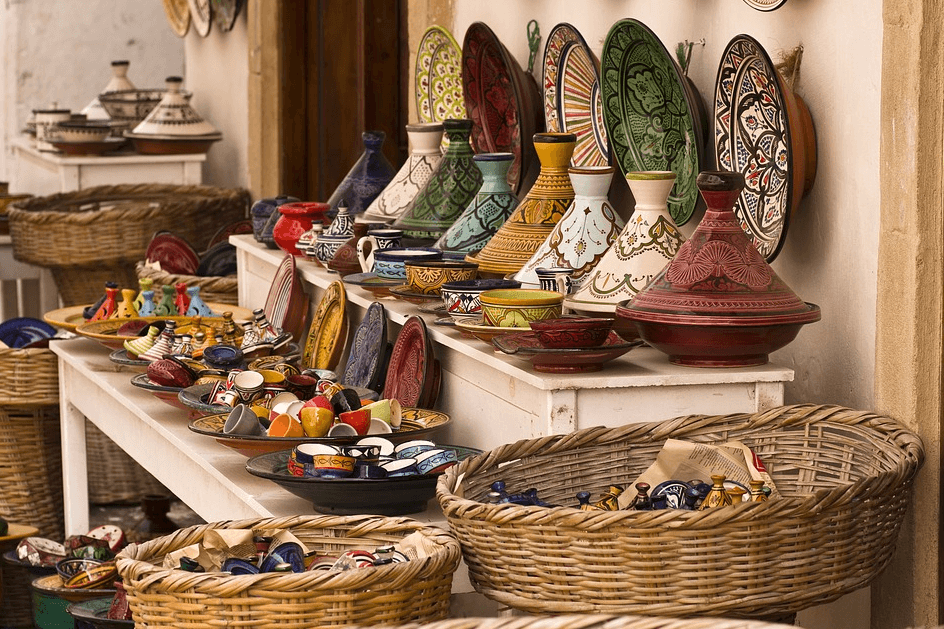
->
[452,1,880,628]
[182,10,249,189]
[0,0,184,183]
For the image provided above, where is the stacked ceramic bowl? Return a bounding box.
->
[455,288,565,343]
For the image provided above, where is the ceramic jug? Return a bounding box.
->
[356,228,403,272]
[326,131,397,216]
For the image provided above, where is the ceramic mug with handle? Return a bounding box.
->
[356,229,403,272]
[536,267,575,296]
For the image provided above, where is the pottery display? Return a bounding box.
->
[325,131,397,216]
[356,228,403,273]
[327,223,369,278]
[82,60,136,121]
[415,26,467,125]
[615,171,821,366]
[272,202,331,257]
[127,77,222,154]
[479,288,564,328]
[565,171,685,317]
[543,23,609,167]
[469,133,576,277]
[440,278,521,320]
[359,123,444,224]
[392,119,483,245]
[462,21,543,194]
[342,301,391,392]
[252,195,300,247]
[714,34,817,262]
[493,330,641,373]
[404,260,478,296]
[515,165,624,289]
[601,19,706,227]
[162,0,191,37]
[433,153,518,257]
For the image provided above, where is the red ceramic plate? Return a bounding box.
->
[462,22,542,194]
[384,316,432,408]
[146,231,200,275]
[264,254,309,342]
[492,330,643,373]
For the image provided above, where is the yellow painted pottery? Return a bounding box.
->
[405,260,479,295]
[302,281,348,371]
[479,288,563,327]
[469,133,576,276]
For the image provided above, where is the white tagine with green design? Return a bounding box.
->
[563,171,684,315]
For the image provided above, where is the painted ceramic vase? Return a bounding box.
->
[392,119,484,245]
[114,289,138,318]
[433,153,518,257]
[90,286,119,321]
[327,223,369,278]
[324,203,355,238]
[515,165,624,288]
[137,290,156,316]
[359,123,444,224]
[253,195,301,248]
[325,131,397,216]
[82,60,136,120]
[174,283,190,315]
[273,202,331,256]
[186,286,213,316]
[615,170,821,366]
[133,277,153,313]
[565,171,684,316]
[154,285,177,317]
[469,133,577,277]
[699,475,733,510]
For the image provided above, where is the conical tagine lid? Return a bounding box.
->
[132,76,221,138]
[82,60,136,120]
[624,171,819,321]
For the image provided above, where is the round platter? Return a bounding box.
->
[743,0,788,10]
[190,407,451,457]
[601,19,704,226]
[0,317,56,348]
[67,597,134,628]
[72,305,254,349]
[146,231,200,275]
[108,348,150,369]
[246,445,480,516]
[212,0,243,32]
[130,373,186,409]
[162,0,190,37]
[415,25,467,124]
[383,316,433,408]
[342,302,390,392]
[302,281,348,371]
[492,331,643,373]
[543,23,609,167]
[714,34,816,262]
[342,272,400,299]
[264,253,309,341]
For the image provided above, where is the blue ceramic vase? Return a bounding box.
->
[326,131,397,216]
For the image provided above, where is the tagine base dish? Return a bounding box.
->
[73,304,253,349]
[50,137,128,156]
[189,407,451,457]
[130,373,187,409]
[126,133,222,155]
[389,284,442,305]
[342,272,400,298]
[246,446,479,515]
[454,317,532,344]
[492,331,642,373]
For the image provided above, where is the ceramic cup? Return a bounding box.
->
[312,453,356,478]
[232,370,265,403]
[356,228,403,272]
[380,457,418,477]
[339,409,371,435]
[535,267,575,296]
[360,399,402,429]
[356,436,395,457]
[415,448,458,475]
[222,404,263,436]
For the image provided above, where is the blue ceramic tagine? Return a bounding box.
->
[326,130,397,216]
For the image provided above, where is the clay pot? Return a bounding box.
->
[273,202,332,256]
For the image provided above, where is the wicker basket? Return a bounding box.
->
[377,616,800,629]
[135,260,238,305]
[437,404,924,619]
[7,184,250,305]
[116,514,461,627]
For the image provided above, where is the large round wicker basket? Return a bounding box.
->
[116,514,461,628]
[437,404,924,619]
[7,184,250,305]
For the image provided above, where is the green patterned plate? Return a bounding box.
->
[600,19,705,226]
[415,26,467,124]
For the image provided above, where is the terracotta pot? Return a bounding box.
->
[273,202,332,256]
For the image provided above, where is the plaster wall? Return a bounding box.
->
[0,0,184,185]
[445,1,882,628]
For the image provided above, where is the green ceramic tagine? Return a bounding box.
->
[393,118,484,246]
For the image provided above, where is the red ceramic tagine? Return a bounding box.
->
[615,170,820,367]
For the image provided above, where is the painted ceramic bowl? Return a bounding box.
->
[55,120,112,143]
[98,89,170,123]
[405,260,479,295]
[479,289,564,328]
[372,248,443,280]
[529,317,614,349]
[311,453,356,478]
[440,278,522,320]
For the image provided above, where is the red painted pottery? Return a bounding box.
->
[616,170,820,367]
[273,202,332,256]
[529,317,614,348]
[327,223,369,278]
[383,316,435,409]
[492,330,639,373]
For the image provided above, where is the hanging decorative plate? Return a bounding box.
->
[212,0,242,32]
[187,0,212,37]
[543,23,609,167]
[0,317,56,348]
[303,281,349,371]
[462,21,542,194]
[743,0,788,10]
[384,316,432,408]
[145,231,200,275]
[601,19,704,226]
[264,254,309,342]
[714,34,816,262]
[415,26,467,124]
[492,331,642,373]
[162,0,190,37]
[342,302,390,392]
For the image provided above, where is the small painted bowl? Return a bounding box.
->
[529,317,615,349]
[479,289,564,328]
[394,439,436,460]
[202,344,244,370]
[380,457,418,477]
[312,453,356,478]
[415,448,458,475]
[372,248,442,281]
[440,278,522,320]
[55,120,112,143]
[405,260,479,295]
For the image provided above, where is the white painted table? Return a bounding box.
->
[233,235,794,451]
[11,137,204,194]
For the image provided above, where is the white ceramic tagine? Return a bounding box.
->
[82,60,136,121]
[131,76,221,139]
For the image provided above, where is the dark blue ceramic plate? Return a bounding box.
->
[0,317,56,348]
[342,301,390,391]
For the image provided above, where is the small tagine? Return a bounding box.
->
[127,76,222,154]
[615,170,820,367]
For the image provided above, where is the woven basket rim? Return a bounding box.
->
[8,183,244,215]
[116,514,460,592]
[438,403,925,529]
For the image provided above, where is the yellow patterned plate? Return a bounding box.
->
[303,281,348,371]
[162,0,191,37]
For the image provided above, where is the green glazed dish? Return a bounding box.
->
[600,18,705,226]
